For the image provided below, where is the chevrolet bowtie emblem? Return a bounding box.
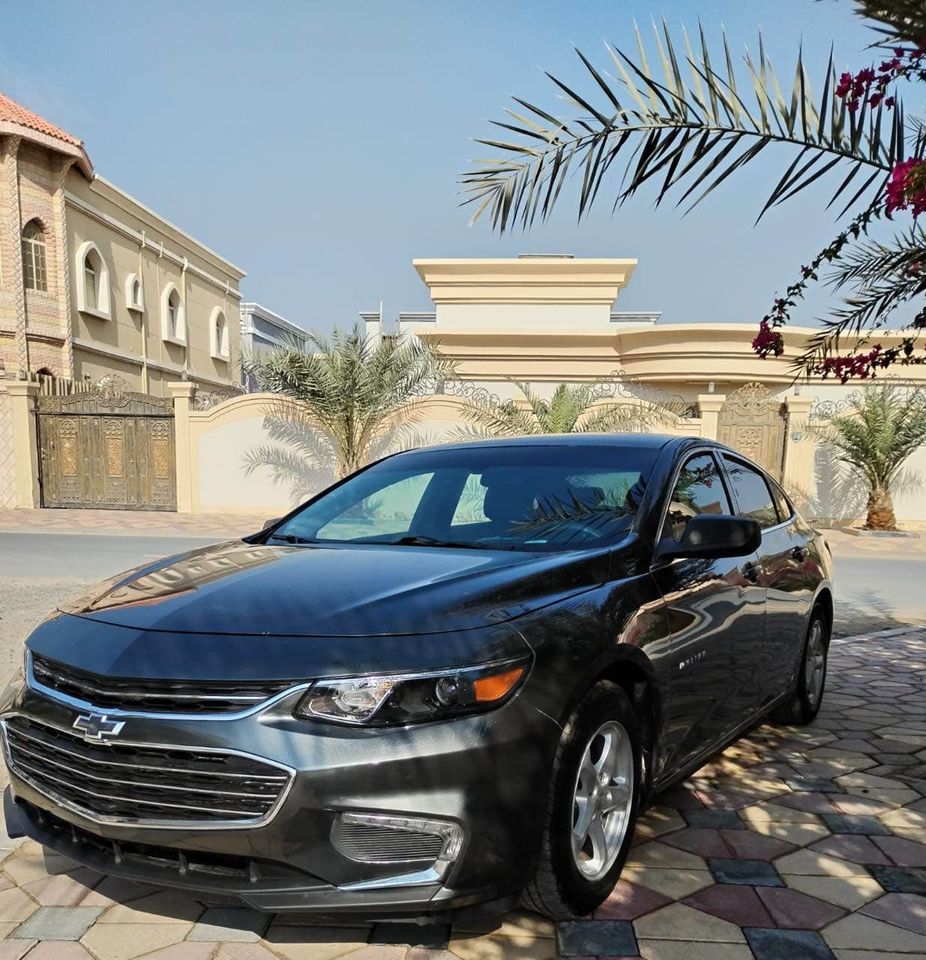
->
[72,713,125,742]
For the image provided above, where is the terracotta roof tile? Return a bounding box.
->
[0,91,82,147]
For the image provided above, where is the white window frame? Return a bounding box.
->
[160,282,186,346]
[209,306,231,361]
[22,220,48,293]
[74,240,111,319]
[125,273,145,313]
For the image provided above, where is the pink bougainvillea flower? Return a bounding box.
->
[886,158,926,216]
[752,319,785,359]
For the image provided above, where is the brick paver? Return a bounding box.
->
[0,509,268,539]
[0,627,924,958]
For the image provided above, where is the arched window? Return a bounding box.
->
[210,307,230,361]
[160,282,186,345]
[74,241,111,318]
[125,273,144,312]
[21,220,47,292]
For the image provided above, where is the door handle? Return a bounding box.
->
[791,545,807,562]
[743,561,759,583]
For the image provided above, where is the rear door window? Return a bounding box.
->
[722,456,778,529]
[768,478,794,523]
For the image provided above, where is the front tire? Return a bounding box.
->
[523,681,640,920]
[772,605,829,725]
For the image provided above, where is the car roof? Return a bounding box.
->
[404,433,680,454]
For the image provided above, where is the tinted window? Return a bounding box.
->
[272,443,659,552]
[664,453,731,541]
[723,456,778,528]
[768,478,793,522]
[316,473,433,541]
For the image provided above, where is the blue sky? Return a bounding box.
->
[1,1,882,332]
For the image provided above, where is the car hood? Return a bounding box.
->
[57,539,611,638]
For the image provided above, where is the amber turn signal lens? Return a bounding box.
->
[473,666,524,703]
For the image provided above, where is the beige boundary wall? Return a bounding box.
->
[167,387,926,524]
[3,377,925,523]
[166,387,831,518]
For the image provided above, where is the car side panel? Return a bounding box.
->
[648,549,764,778]
[758,518,817,706]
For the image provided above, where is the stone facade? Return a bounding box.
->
[0,92,245,397]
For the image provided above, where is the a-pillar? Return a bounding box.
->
[168,382,196,513]
[697,394,726,441]
[4,381,41,508]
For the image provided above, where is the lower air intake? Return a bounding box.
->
[331,816,447,864]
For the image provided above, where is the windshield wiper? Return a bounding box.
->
[387,534,486,550]
[268,533,317,545]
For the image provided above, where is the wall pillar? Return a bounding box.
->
[168,381,195,513]
[2,136,28,375]
[5,381,41,508]
[698,394,726,441]
[52,156,75,380]
[783,395,815,500]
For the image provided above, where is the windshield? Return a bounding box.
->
[268,443,659,553]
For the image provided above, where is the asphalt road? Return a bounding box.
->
[831,552,926,633]
[1,530,924,689]
[0,531,219,688]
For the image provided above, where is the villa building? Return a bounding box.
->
[0,91,244,396]
[239,302,308,390]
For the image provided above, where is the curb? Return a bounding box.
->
[831,624,925,645]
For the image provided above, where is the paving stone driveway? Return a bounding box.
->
[0,628,924,960]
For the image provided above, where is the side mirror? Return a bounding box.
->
[261,517,281,531]
[657,514,761,562]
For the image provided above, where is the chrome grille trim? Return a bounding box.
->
[26,653,312,722]
[1,714,295,830]
[28,651,297,716]
[7,724,284,781]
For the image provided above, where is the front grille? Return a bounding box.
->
[3,716,291,825]
[31,653,294,714]
[331,819,444,863]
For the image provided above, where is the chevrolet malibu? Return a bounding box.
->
[1,435,833,920]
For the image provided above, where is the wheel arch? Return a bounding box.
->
[813,585,835,636]
[585,649,661,794]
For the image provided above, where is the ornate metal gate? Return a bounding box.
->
[717,382,787,479]
[37,377,176,511]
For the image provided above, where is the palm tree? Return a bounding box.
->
[461,2,926,376]
[452,379,681,440]
[244,325,453,478]
[812,385,926,530]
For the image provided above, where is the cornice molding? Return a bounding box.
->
[413,257,637,305]
[64,191,242,299]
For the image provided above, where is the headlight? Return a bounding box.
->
[294,658,529,726]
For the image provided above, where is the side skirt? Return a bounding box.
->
[646,686,794,800]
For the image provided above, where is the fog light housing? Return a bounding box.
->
[331,812,464,868]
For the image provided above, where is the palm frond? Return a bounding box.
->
[453,378,681,438]
[793,225,926,372]
[243,324,454,476]
[461,22,909,232]
[857,0,926,46]
[810,385,926,491]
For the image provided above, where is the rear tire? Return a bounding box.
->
[522,681,640,920]
[772,605,829,725]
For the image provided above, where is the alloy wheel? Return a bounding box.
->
[804,619,827,707]
[571,720,634,881]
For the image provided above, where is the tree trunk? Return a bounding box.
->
[865,487,897,531]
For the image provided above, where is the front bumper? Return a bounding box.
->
[0,675,558,917]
